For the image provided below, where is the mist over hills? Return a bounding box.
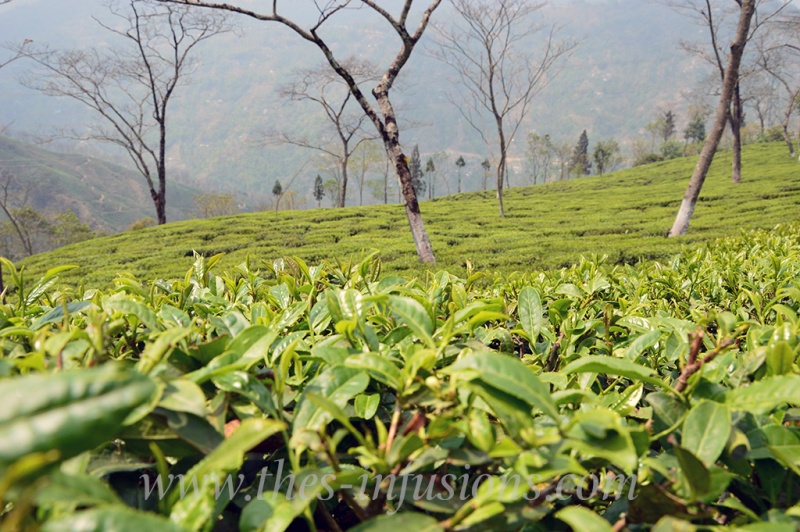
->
[0,0,719,207]
[0,135,198,232]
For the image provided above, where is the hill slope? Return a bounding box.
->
[18,143,800,287]
[0,136,199,232]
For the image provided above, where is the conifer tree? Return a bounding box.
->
[313,175,325,208]
[570,130,591,176]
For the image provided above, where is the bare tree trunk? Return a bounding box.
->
[374,91,435,262]
[339,155,349,208]
[383,157,389,205]
[496,124,507,217]
[731,82,743,183]
[669,0,756,237]
[781,93,798,158]
[157,122,168,224]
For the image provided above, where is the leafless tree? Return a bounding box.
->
[0,168,57,259]
[350,139,385,206]
[267,59,379,208]
[15,0,229,225]
[155,0,441,264]
[432,0,575,216]
[667,0,792,183]
[668,0,756,237]
[754,22,800,158]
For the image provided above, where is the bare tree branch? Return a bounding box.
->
[155,0,443,263]
[13,0,230,225]
[432,0,576,216]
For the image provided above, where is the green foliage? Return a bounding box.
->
[684,116,707,145]
[128,217,157,232]
[313,175,325,208]
[592,138,622,175]
[16,143,800,290]
[193,193,239,219]
[2,224,800,529]
[633,152,665,167]
[660,140,684,161]
[570,129,591,177]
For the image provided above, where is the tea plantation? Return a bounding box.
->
[18,142,800,288]
[1,144,800,530]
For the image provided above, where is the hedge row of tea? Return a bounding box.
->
[1,224,800,531]
[19,143,800,287]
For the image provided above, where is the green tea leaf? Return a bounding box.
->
[292,367,369,431]
[682,400,730,466]
[562,355,668,390]
[727,375,800,414]
[42,506,185,532]
[389,295,435,348]
[517,287,544,342]
[556,506,614,532]
[447,351,558,420]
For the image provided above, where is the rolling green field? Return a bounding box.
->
[18,142,800,287]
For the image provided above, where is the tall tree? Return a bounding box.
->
[270,59,379,208]
[755,28,800,158]
[313,175,325,208]
[570,130,591,176]
[455,156,466,193]
[434,0,575,216]
[669,0,756,237]
[18,0,229,224]
[350,140,384,206]
[157,0,442,264]
[668,0,792,183]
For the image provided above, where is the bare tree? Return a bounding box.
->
[269,59,379,208]
[433,0,575,216]
[754,25,800,158]
[351,139,385,206]
[0,168,40,258]
[156,0,442,264]
[15,0,229,225]
[668,0,756,237]
[668,0,792,183]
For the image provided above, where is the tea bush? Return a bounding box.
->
[1,223,800,530]
[19,142,800,288]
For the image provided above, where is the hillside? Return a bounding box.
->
[0,136,199,232]
[18,142,800,287]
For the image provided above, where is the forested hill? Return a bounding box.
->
[0,136,198,232]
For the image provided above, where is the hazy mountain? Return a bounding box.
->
[0,135,199,232]
[0,0,723,205]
